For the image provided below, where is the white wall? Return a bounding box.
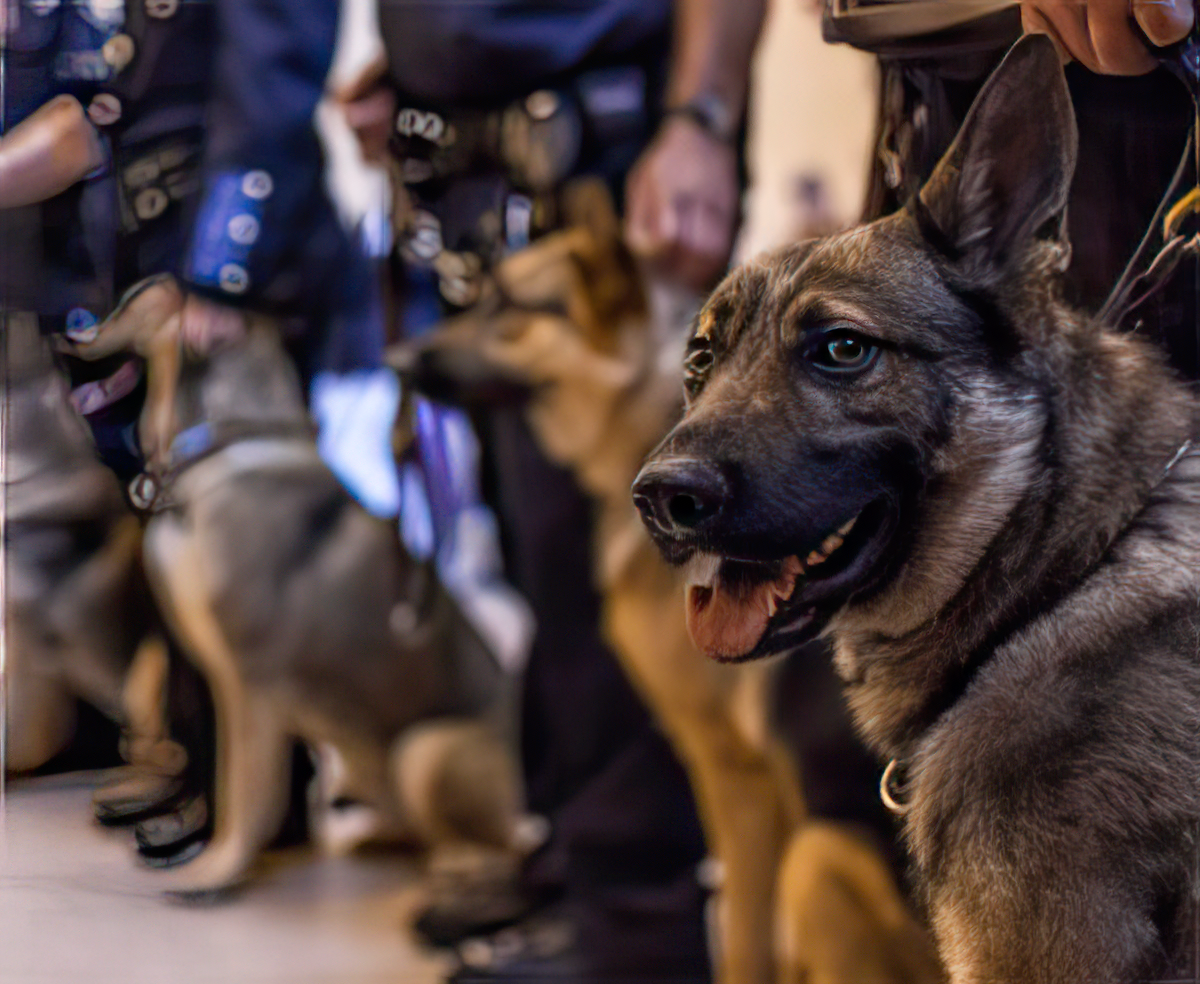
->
[741,0,878,258]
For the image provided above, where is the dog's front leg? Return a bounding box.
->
[93,634,190,823]
[924,827,1169,984]
[156,657,291,898]
[145,519,293,897]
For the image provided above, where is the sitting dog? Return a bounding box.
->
[399,181,940,984]
[60,281,531,899]
[634,35,1200,983]
[4,313,187,814]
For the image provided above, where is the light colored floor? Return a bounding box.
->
[0,772,448,984]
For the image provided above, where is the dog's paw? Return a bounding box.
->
[93,772,184,827]
[140,835,207,871]
[136,792,211,854]
[152,842,253,898]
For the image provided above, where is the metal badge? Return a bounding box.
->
[87,92,122,126]
[218,263,250,294]
[241,170,273,200]
[144,0,178,19]
[226,213,260,246]
[134,186,169,220]
[396,108,446,144]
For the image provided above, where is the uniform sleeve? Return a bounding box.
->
[182,0,343,309]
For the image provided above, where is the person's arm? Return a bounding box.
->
[1022,0,1194,75]
[180,0,342,353]
[625,0,767,292]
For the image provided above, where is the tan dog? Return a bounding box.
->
[59,283,533,899]
[4,313,184,817]
[396,181,941,984]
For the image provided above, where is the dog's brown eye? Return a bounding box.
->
[809,332,879,374]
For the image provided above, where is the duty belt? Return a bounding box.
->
[386,65,652,307]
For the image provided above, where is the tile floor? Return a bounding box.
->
[0,772,448,984]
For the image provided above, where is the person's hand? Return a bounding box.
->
[180,294,247,356]
[1022,0,1195,75]
[335,55,396,165]
[624,115,740,292]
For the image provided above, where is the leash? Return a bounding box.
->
[879,436,1196,818]
[1097,31,1200,331]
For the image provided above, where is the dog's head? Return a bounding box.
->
[633,35,1079,663]
[393,180,665,485]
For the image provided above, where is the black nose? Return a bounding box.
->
[632,457,730,536]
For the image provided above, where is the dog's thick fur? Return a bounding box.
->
[400,183,940,984]
[3,315,184,805]
[60,287,528,897]
[635,36,1200,984]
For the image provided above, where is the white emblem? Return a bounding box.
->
[226,213,260,246]
[241,170,273,200]
[218,263,250,294]
[134,187,169,220]
[396,108,445,143]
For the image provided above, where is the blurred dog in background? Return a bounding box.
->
[58,281,536,907]
[3,314,192,824]
[397,180,940,984]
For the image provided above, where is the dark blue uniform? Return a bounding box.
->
[6,0,380,390]
[373,5,711,981]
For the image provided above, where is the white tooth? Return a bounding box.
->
[838,517,857,537]
[685,552,722,588]
[821,533,843,555]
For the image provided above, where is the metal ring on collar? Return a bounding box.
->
[880,757,911,816]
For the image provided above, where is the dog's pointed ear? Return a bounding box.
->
[916,34,1076,280]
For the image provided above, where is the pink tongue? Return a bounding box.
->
[685,558,803,661]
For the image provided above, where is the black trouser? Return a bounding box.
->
[477,408,711,980]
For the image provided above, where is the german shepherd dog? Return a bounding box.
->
[4,314,187,818]
[399,182,941,984]
[58,281,531,899]
[634,35,1200,984]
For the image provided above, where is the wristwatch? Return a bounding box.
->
[663,94,739,145]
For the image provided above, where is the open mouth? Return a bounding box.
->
[682,501,891,662]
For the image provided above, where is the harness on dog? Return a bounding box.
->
[879,436,1196,818]
[127,419,316,513]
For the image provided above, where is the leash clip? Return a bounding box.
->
[880,757,911,816]
[128,472,159,512]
